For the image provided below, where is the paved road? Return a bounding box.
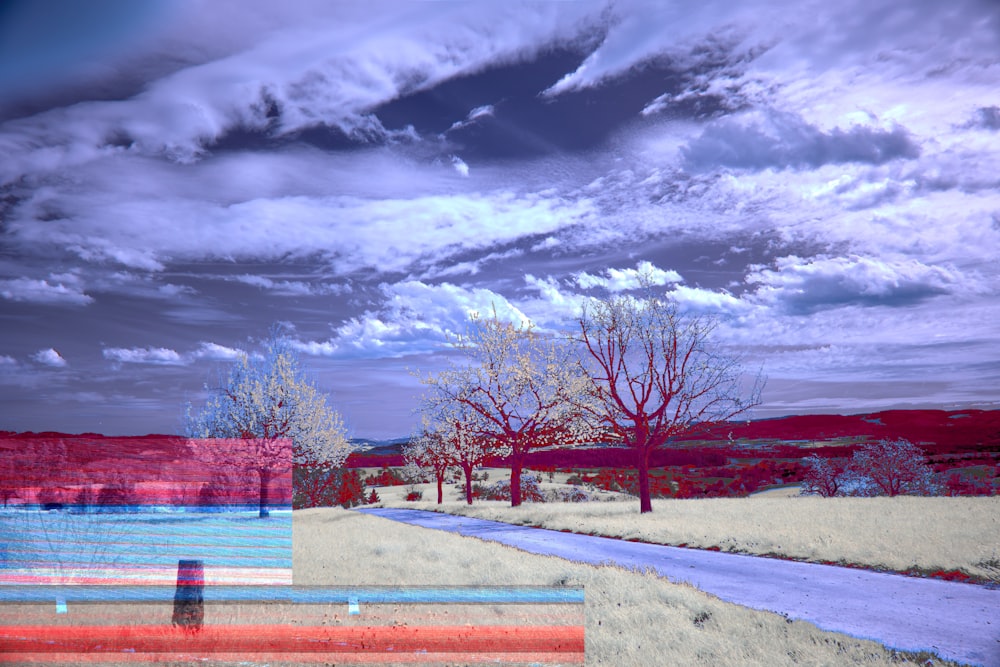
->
[359,507,1000,667]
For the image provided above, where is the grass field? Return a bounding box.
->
[293,507,963,666]
[0,506,972,665]
[374,472,1000,583]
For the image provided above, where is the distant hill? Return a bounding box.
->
[691,409,1000,449]
[340,409,1000,468]
[3,409,997,474]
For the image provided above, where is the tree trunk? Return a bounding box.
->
[258,468,271,518]
[638,447,652,514]
[510,458,522,507]
[436,473,444,504]
[463,463,474,505]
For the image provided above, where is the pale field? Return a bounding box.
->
[376,473,1000,583]
[1,507,967,666]
[290,507,961,666]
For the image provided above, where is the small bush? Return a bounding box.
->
[405,487,423,501]
[72,485,97,513]
[479,474,545,503]
[366,489,381,504]
[98,474,139,513]
[548,486,592,503]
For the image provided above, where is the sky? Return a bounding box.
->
[1,0,998,439]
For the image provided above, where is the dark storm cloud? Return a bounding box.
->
[746,256,974,315]
[967,106,1000,131]
[682,111,920,171]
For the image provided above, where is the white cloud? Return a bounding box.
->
[575,260,682,292]
[298,280,531,359]
[667,285,747,316]
[0,277,93,305]
[521,274,596,326]
[415,247,524,281]
[7,178,594,273]
[230,274,348,296]
[450,155,470,177]
[0,2,602,183]
[190,342,243,361]
[0,355,17,367]
[103,346,185,366]
[544,0,765,97]
[32,348,67,367]
[448,104,495,132]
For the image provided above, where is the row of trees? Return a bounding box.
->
[408,287,764,514]
[178,284,762,517]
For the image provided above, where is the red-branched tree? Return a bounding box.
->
[576,291,764,513]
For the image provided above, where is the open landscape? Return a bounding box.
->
[4,2,1000,664]
[2,413,997,664]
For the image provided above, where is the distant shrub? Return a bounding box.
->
[366,489,381,504]
[365,466,407,487]
[801,455,846,497]
[97,474,139,513]
[479,474,545,503]
[72,485,97,513]
[337,469,367,508]
[294,466,366,509]
[548,486,591,503]
[405,487,423,501]
[198,470,256,511]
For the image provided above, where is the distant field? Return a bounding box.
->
[376,478,1000,583]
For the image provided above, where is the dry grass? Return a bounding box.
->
[379,480,1000,582]
[1,508,965,666]
[291,507,961,666]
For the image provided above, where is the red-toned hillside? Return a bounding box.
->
[0,434,292,507]
[689,409,1000,450]
[341,409,1000,468]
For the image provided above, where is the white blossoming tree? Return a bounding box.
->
[413,394,494,505]
[421,311,592,507]
[185,331,351,517]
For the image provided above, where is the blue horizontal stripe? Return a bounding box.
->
[0,585,584,605]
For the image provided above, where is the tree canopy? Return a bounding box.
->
[185,330,351,516]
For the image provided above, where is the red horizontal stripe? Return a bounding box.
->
[0,651,583,664]
[1,624,585,654]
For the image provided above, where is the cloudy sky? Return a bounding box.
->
[1,0,998,438]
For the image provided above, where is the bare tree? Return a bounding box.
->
[420,312,591,506]
[800,455,846,497]
[576,292,764,513]
[185,330,352,517]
